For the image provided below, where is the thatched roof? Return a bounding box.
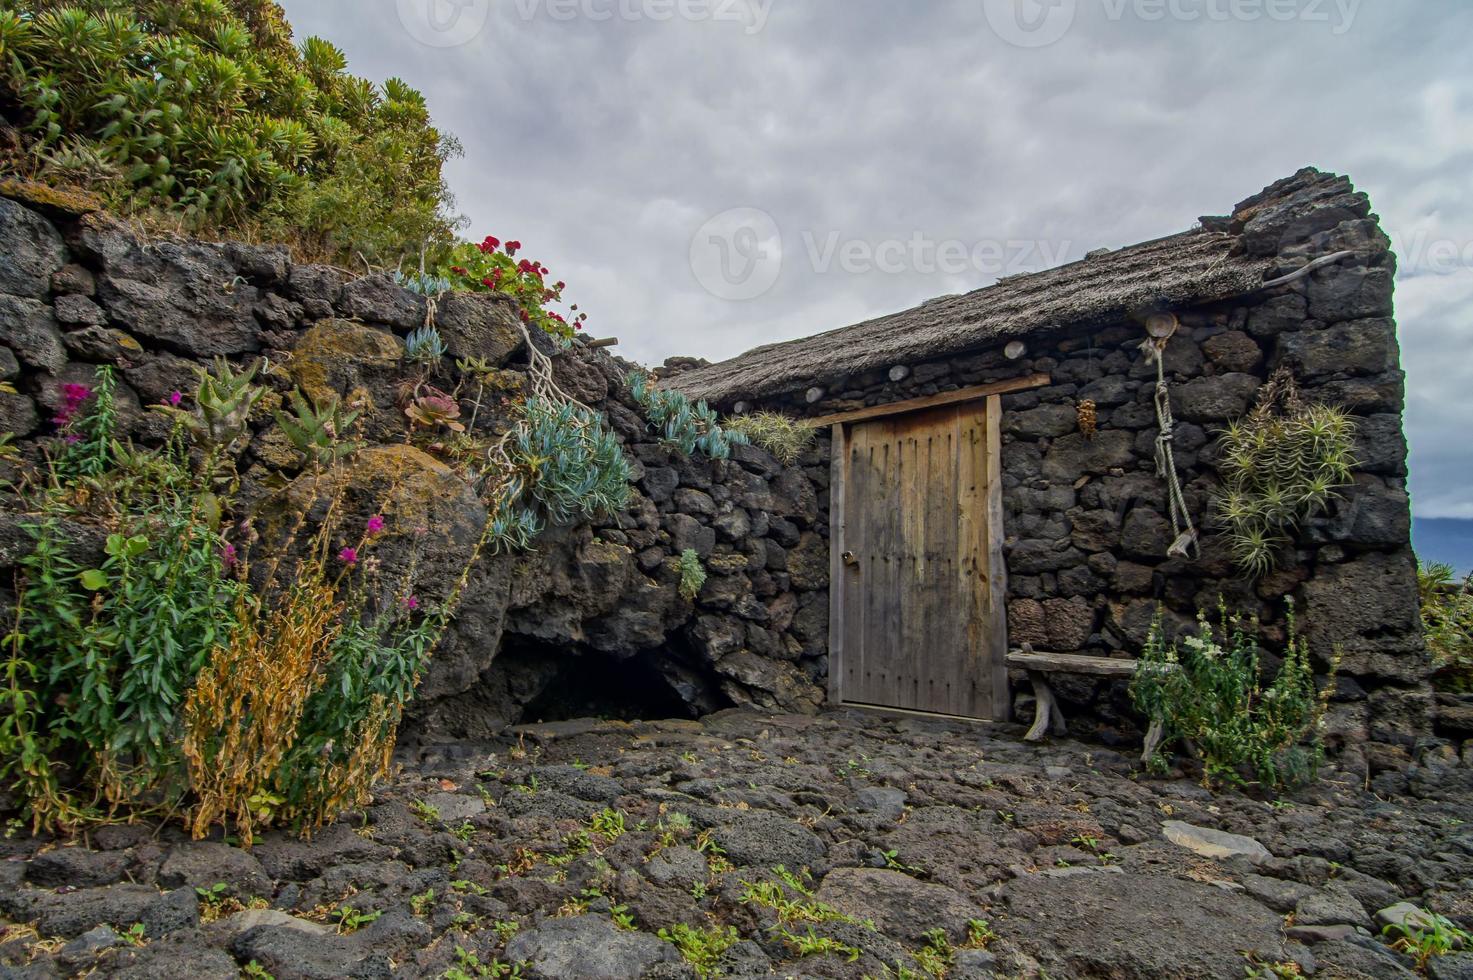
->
[673,168,1363,405]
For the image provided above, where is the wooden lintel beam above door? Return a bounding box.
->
[808,372,1051,428]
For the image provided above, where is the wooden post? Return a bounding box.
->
[826,422,848,707]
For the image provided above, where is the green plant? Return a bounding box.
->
[437,236,585,342]
[677,549,706,602]
[2,1,457,264]
[1,365,480,841]
[1131,601,1335,790]
[404,326,448,368]
[507,398,630,523]
[242,962,275,980]
[445,945,525,979]
[155,358,264,450]
[1419,562,1473,693]
[627,371,748,459]
[1212,368,1356,577]
[411,888,436,916]
[723,412,815,465]
[274,389,362,466]
[334,905,383,934]
[658,922,740,978]
[778,926,861,962]
[1382,909,1471,971]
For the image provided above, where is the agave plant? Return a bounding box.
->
[155,357,265,450]
[274,389,362,466]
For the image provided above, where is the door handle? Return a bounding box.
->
[842,551,858,567]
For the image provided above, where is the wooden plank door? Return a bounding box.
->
[827,396,1008,720]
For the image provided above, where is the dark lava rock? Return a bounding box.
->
[999,871,1295,979]
[504,914,685,979]
[817,867,983,943]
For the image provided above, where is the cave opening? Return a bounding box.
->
[514,643,706,724]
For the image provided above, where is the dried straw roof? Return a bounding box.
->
[674,169,1358,405]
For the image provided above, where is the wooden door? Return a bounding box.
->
[827,395,1008,720]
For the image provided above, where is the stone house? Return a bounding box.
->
[673,168,1429,760]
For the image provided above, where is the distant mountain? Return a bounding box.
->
[1413,518,1473,576]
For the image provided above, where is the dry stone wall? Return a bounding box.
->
[0,186,827,740]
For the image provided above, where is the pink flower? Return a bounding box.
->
[221,543,238,571]
[168,390,183,407]
[366,514,386,535]
[402,595,420,611]
[338,547,359,566]
[54,382,94,427]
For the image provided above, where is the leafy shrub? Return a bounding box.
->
[723,411,815,465]
[627,371,747,459]
[1,1,457,264]
[1131,601,1334,790]
[436,235,585,341]
[1419,562,1473,693]
[1212,368,1356,577]
[677,549,705,602]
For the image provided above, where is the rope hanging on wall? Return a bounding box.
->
[1140,314,1199,560]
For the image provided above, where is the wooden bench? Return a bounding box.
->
[1007,644,1169,763]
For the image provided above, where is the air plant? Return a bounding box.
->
[723,411,816,465]
[1212,368,1356,577]
[274,389,363,466]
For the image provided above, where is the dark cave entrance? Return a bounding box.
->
[506,636,723,725]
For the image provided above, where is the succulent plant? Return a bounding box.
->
[155,357,265,449]
[273,389,362,466]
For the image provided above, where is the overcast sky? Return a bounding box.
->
[281,0,1471,519]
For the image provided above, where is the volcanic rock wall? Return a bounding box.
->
[0,185,828,739]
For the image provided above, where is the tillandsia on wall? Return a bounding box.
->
[722,412,816,466]
[1212,367,1357,578]
[1419,562,1473,693]
[1130,600,1338,791]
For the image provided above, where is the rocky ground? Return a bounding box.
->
[0,710,1471,979]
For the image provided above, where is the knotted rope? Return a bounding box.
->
[1142,338,1199,560]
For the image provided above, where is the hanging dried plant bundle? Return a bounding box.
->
[1076,399,1098,441]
